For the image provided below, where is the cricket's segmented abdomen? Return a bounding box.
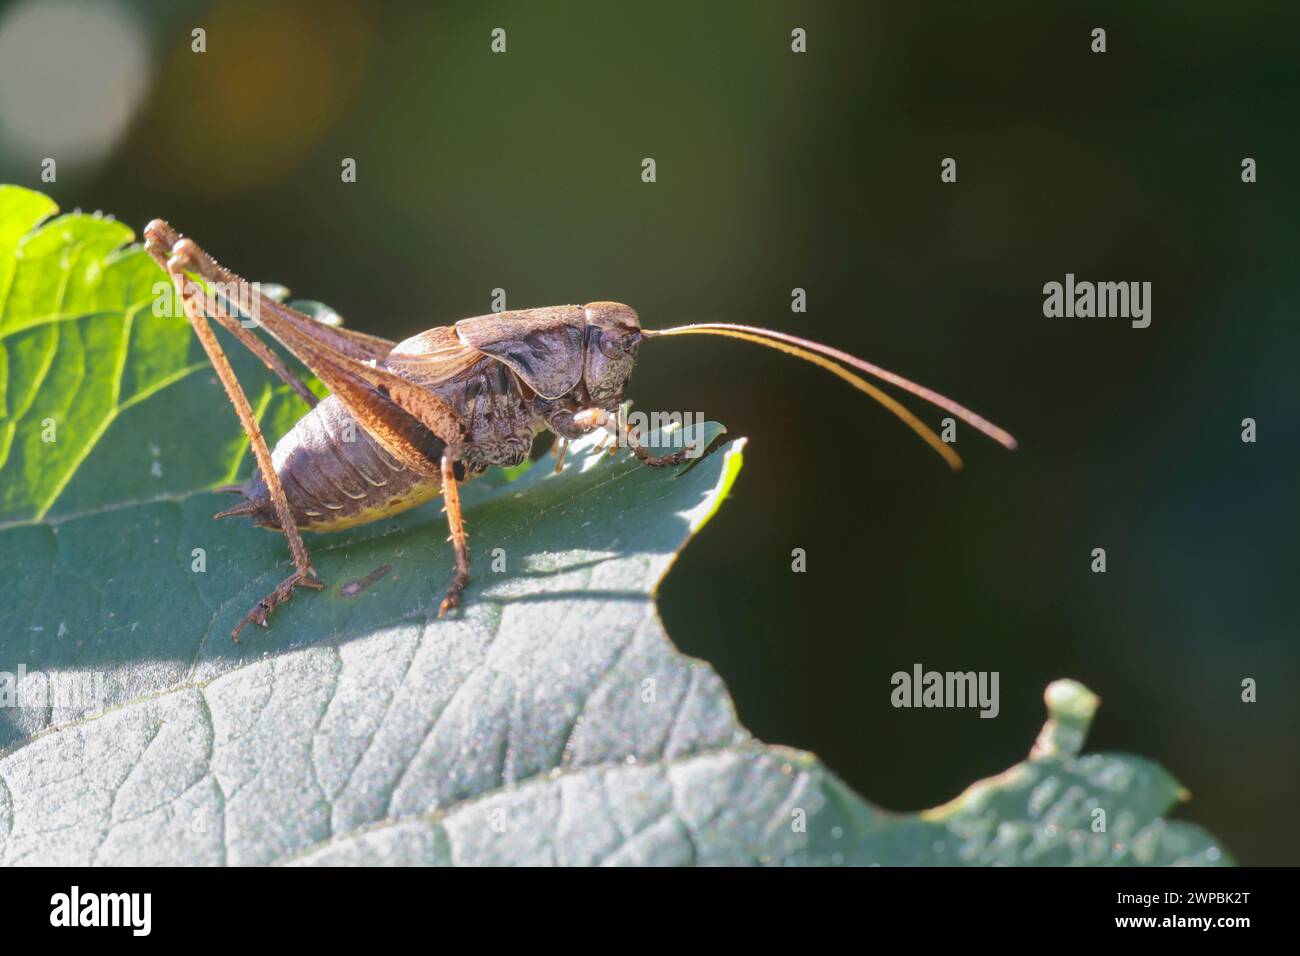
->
[216,395,444,532]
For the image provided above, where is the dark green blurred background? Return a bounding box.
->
[2,1,1295,863]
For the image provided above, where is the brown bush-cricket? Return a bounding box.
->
[143,220,1016,641]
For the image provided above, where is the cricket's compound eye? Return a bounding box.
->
[582,302,641,403]
[599,328,640,358]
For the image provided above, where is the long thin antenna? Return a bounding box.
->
[642,322,1017,469]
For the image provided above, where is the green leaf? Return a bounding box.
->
[0,187,1230,866]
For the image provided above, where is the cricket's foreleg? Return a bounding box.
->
[572,408,695,468]
[625,426,695,468]
[157,242,324,642]
[437,447,472,618]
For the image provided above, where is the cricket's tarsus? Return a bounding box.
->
[143,219,1015,640]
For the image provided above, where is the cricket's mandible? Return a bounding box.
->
[143,220,1017,642]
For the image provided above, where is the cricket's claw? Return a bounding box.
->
[437,570,471,618]
[231,569,325,642]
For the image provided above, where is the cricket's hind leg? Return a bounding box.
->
[144,221,320,409]
[144,221,324,641]
[234,570,324,637]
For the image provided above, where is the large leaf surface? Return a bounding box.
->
[0,188,1230,865]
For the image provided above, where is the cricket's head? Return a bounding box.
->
[581,301,642,407]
